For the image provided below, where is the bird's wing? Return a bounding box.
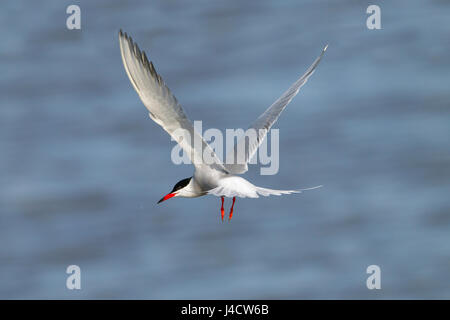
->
[207,185,300,198]
[119,30,227,173]
[224,45,328,174]
[207,176,322,198]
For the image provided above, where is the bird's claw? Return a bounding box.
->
[228,197,236,221]
[220,197,224,222]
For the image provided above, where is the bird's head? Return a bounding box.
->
[157,177,192,204]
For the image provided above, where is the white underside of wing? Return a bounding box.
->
[206,176,321,198]
[208,186,300,199]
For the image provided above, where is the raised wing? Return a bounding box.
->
[119,30,227,173]
[225,45,328,174]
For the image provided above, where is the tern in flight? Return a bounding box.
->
[119,30,326,221]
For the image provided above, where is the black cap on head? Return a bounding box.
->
[157,177,192,204]
[170,177,191,193]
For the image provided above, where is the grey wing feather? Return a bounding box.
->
[225,45,328,174]
[119,30,227,173]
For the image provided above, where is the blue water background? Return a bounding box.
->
[1,1,449,298]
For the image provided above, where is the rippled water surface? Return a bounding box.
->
[1,1,450,298]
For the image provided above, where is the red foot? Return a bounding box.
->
[228,197,236,221]
[220,196,224,221]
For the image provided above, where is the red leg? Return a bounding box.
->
[220,196,224,221]
[228,197,236,220]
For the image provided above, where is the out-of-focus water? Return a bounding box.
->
[1,0,449,299]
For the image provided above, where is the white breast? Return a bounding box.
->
[208,176,260,198]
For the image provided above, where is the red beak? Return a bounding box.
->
[157,193,176,204]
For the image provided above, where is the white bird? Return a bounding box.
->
[119,30,326,221]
